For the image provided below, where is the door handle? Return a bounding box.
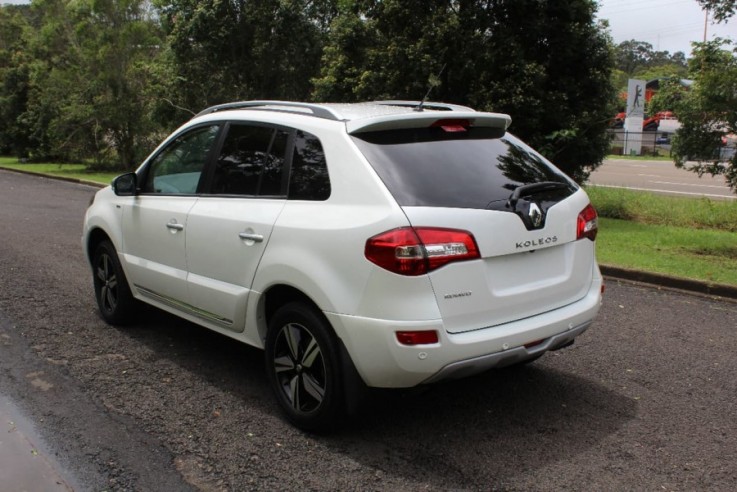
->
[239,232,264,243]
[166,222,184,231]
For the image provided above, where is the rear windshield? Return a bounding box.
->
[351,127,576,210]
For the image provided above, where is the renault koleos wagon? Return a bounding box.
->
[83,100,603,430]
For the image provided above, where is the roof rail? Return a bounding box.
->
[373,100,476,112]
[193,100,343,121]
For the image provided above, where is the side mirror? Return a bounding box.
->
[112,172,138,196]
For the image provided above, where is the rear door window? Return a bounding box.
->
[351,127,575,210]
[210,123,289,197]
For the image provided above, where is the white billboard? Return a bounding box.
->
[624,79,646,155]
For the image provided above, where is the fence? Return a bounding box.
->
[608,129,737,161]
[607,129,670,157]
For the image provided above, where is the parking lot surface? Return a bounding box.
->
[589,158,735,199]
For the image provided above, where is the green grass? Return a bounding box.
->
[606,154,674,161]
[596,218,737,285]
[586,185,737,232]
[0,158,118,185]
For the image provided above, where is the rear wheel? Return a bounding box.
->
[265,302,343,432]
[92,240,136,325]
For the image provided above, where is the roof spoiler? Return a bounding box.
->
[346,111,512,135]
[373,100,476,112]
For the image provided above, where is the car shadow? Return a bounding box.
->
[116,306,635,490]
[327,364,636,488]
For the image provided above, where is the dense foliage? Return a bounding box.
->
[1,0,169,168]
[651,40,737,192]
[698,0,737,22]
[313,0,616,182]
[2,0,615,181]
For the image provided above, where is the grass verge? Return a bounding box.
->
[0,158,117,185]
[586,185,737,232]
[596,218,737,286]
[606,154,674,161]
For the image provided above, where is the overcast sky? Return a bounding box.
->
[597,0,734,55]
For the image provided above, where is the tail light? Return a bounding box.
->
[577,204,598,241]
[365,227,480,276]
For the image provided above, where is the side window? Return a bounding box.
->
[289,130,331,201]
[261,129,289,196]
[143,125,219,194]
[211,124,288,196]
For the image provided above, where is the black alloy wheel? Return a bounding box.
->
[92,240,135,325]
[265,302,343,431]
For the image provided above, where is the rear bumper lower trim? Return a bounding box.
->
[421,320,592,384]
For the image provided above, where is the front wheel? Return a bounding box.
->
[265,302,344,432]
[92,240,136,325]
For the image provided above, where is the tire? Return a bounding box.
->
[265,302,344,432]
[92,240,136,325]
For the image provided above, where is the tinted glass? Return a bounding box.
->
[289,130,330,201]
[143,125,219,194]
[211,124,286,196]
[261,129,289,196]
[351,128,575,210]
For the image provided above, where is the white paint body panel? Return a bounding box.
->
[402,189,594,333]
[121,195,197,303]
[185,197,286,330]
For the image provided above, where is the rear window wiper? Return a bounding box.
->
[507,181,570,209]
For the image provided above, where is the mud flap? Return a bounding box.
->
[338,338,369,416]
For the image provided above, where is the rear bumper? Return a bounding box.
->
[325,275,602,388]
[421,319,591,384]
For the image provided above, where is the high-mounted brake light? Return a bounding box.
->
[365,227,480,276]
[431,119,470,132]
[577,204,598,241]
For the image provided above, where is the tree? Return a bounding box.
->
[698,0,737,22]
[155,0,333,115]
[313,0,615,182]
[0,5,35,157]
[615,40,657,75]
[651,40,737,192]
[19,0,170,168]
[613,40,687,85]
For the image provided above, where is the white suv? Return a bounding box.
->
[83,101,603,430]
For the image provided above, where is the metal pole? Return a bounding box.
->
[704,9,708,42]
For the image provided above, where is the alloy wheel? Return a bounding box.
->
[96,253,118,314]
[272,322,327,414]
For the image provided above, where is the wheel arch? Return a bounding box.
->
[260,284,328,342]
[86,227,114,266]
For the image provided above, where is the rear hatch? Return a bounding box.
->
[352,117,596,334]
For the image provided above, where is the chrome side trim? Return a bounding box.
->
[422,321,593,385]
[134,285,233,327]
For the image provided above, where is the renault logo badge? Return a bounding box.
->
[528,203,543,228]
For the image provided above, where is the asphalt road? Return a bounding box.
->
[589,158,735,200]
[1,169,736,491]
